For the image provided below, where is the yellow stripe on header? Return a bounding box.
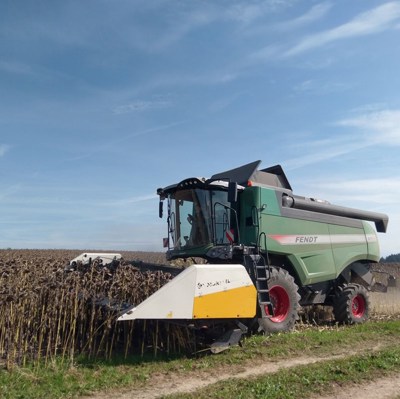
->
[193,285,257,319]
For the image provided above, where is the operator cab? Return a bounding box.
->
[158,178,241,261]
[157,161,293,261]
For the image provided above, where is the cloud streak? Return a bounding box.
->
[337,109,400,146]
[274,2,332,32]
[284,2,400,56]
[249,2,400,64]
[226,0,297,25]
[310,178,400,205]
[285,107,400,170]
[68,120,186,161]
[113,97,172,114]
[283,137,370,170]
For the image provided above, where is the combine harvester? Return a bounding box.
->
[71,161,389,352]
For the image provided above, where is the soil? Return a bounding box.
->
[316,375,400,399]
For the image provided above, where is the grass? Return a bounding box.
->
[1,319,400,398]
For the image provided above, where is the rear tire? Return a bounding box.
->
[333,283,370,324]
[258,267,300,334]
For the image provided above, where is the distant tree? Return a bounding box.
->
[380,253,400,263]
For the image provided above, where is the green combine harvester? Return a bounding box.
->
[117,161,388,351]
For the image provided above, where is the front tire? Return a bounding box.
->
[333,283,370,324]
[258,267,300,334]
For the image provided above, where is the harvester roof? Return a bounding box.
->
[158,161,292,197]
[211,160,292,190]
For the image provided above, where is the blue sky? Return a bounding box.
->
[1,0,399,255]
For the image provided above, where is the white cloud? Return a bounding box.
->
[349,103,389,114]
[227,3,266,25]
[0,144,10,157]
[285,2,400,56]
[226,0,296,25]
[338,109,400,146]
[247,44,283,63]
[274,2,332,31]
[244,2,330,60]
[285,107,400,170]
[143,1,298,52]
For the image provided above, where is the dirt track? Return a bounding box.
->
[85,355,328,399]
[84,345,400,399]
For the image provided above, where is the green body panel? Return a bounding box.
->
[239,186,380,286]
[364,221,381,262]
[328,224,368,276]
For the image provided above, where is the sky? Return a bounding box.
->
[1,0,399,256]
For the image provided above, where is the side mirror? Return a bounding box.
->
[159,201,164,218]
[228,182,238,203]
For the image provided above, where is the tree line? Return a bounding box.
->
[380,253,400,263]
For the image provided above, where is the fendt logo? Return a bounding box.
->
[268,234,376,246]
[269,235,324,245]
[295,236,318,244]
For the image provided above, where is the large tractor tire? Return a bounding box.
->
[258,267,300,334]
[333,283,370,324]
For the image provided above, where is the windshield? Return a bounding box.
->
[167,188,232,250]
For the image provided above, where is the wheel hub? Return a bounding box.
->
[265,285,290,323]
[351,294,366,318]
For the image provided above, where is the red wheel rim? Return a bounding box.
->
[352,294,366,318]
[265,285,290,323]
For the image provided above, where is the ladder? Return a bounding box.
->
[245,254,273,318]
